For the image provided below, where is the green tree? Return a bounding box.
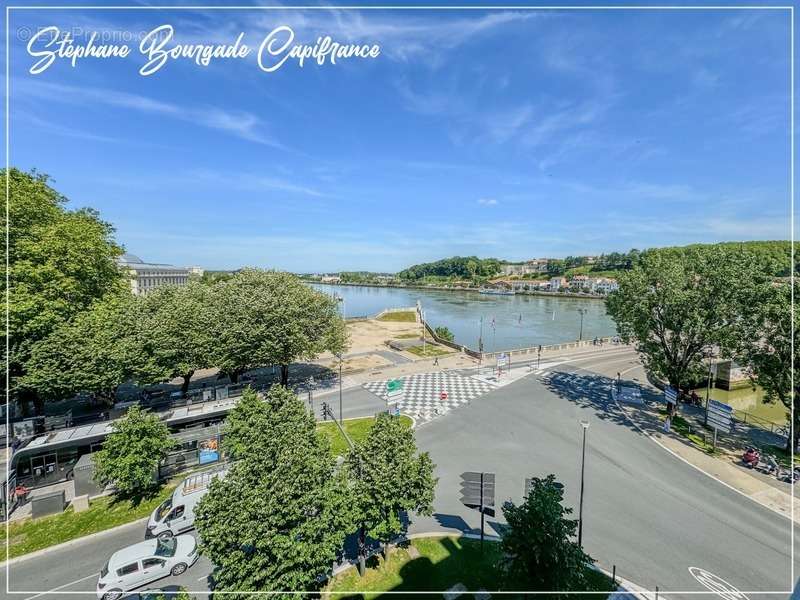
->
[605,246,752,396]
[728,280,797,451]
[501,475,593,592]
[346,413,436,559]
[434,326,454,342]
[3,168,125,412]
[21,294,153,405]
[209,270,348,385]
[93,405,174,498]
[137,282,215,395]
[195,386,354,596]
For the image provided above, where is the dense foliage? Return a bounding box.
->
[195,386,354,596]
[5,168,126,411]
[93,405,174,497]
[398,256,502,281]
[606,245,758,395]
[208,270,348,385]
[434,326,454,342]
[501,475,593,592]
[346,413,436,557]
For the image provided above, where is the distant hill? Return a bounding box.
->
[397,256,503,281]
[397,241,793,282]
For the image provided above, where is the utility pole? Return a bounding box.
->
[578,308,587,341]
[578,420,589,547]
[704,347,713,426]
[338,353,343,425]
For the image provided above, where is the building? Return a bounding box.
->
[500,259,551,277]
[569,275,592,291]
[119,253,190,296]
[320,275,341,284]
[592,278,619,294]
[549,277,568,291]
[188,266,205,277]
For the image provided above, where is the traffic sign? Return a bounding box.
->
[497,353,509,367]
[664,386,678,405]
[386,379,404,397]
[707,399,733,433]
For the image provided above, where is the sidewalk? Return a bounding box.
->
[612,385,798,522]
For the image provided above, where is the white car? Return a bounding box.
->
[96,535,198,600]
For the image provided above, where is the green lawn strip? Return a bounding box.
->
[325,536,613,599]
[406,345,450,358]
[377,312,417,323]
[8,484,175,559]
[317,416,413,456]
[657,409,719,455]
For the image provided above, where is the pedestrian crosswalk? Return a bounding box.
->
[363,372,494,424]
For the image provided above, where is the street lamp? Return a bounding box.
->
[703,346,715,426]
[337,353,343,425]
[577,308,588,342]
[578,419,589,547]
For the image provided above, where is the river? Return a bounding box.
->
[310,284,617,351]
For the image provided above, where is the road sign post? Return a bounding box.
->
[459,471,495,553]
[386,379,404,416]
[706,399,733,449]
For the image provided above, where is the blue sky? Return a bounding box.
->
[6,5,792,272]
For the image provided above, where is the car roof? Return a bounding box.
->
[108,539,159,567]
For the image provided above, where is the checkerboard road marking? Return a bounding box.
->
[363,371,495,424]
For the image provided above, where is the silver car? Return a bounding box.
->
[96,535,198,600]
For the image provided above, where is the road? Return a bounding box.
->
[4,347,796,599]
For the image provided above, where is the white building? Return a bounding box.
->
[188,266,205,277]
[592,278,619,294]
[119,253,190,296]
[549,277,568,291]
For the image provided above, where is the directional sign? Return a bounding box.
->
[707,399,733,433]
[496,353,509,367]
[459,472,496,513]
[664,386,678,405]
[386,379,404,397]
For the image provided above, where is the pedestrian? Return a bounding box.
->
[433,356,439,367]
[664,414,672,433]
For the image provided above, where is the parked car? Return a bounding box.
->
[147,468,226,540]
[96,535,198,600]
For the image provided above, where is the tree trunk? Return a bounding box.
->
[280,364,289,386]
[229,370,240,384]
[181,370,194,396]
[383,541,390,560]
[32,393,45,416]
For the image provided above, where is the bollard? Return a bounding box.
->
[612,565,616,586]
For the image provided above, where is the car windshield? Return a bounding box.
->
[155,498,172,521]
[155,537,177,558]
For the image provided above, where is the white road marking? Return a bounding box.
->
[21,572,98,600]
[689,567,749,600]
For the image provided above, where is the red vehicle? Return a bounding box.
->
[742,447,760,469]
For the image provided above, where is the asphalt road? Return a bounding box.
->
[4,347,797,599]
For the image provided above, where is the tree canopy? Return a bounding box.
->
[195,386,353,596]
[4,168,126,410]
[501,474,593,592]
[398,256,502,281]
[92,405,174,497]
[346,413,436,556]
[605,246,760,392]
[209,269,348,385]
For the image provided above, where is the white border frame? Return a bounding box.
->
[4,3,795,596]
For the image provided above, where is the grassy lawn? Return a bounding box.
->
[377,311,417,323]
[406,345,450,358]
[394,333,421,339]
[8,484,176,559]
[325,536,614,599]
[317,415,413,456]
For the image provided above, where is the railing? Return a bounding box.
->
[732,409,788,437]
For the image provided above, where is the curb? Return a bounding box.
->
[330,530,653,599]
[1,516,148,567]
[610,381,794,523]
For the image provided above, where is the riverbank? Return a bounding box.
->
[308,279,609,300]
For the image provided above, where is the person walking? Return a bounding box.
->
[433,356,439,367]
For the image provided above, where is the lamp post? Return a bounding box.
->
[578,419,589,547]
[704,346,714,426]
[577,308,587,341]
[338,353,343,425]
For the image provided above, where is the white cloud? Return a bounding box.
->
[16,79,285,148]
[477,198,498,206]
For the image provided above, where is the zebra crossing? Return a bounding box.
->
[363,371,495,423]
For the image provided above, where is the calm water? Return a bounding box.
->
[310,284,617,351]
